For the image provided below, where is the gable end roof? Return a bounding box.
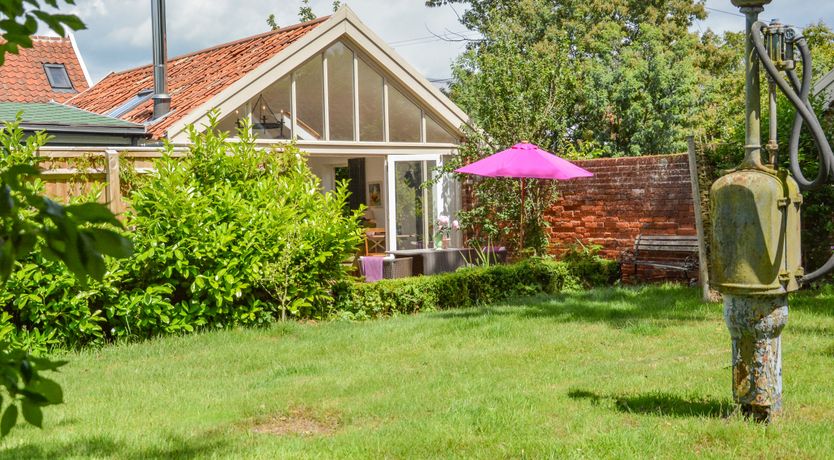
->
[69,17,329,139]
[0,35,90,103]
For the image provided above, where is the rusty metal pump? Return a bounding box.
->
[710,0,834,422]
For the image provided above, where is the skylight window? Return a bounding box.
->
[43,64,73,90]
[108,89,154,118]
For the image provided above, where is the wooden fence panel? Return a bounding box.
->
[36,146,187,214]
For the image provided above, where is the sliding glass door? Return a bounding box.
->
[386,155,441,251]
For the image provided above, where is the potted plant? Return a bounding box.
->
[434,215,459,249]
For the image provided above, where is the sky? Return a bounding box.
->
[52,1,834,85]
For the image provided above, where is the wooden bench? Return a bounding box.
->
[620,234,699,283]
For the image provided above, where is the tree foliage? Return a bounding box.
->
[0,0,86,65]
[442,26,568,253]
[266,13,279,31]
[430,0,705,156]
[298,0,316,22]
[431,0,707,251]
[0,119,131,437]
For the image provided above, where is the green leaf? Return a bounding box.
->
[83,228,133,259]
[65,203,121,226]
[19,358,32,384]
[20,400,42,428]
[1,404,18,437]
[28,378,63,405]
[0,185,13,217]
[29,357,68,372]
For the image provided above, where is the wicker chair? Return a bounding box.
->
[383,257,412,279]
[358,257,413,281]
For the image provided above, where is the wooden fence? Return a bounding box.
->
[37,146,187,214]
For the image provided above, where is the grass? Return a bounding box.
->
[2,284,834,459]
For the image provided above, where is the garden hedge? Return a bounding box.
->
[333,257,619,319]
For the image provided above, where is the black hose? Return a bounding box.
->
[787,39,828,191]
[752,21,834,284]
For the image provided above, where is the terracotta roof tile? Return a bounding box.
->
[0,36,89,103]
[70,17,328,140]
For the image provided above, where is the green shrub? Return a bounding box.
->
[1,119,363,348]
[0,118,619,350]
[333,257,618,320]
[110,121,363,336]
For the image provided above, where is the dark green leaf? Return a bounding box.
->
[20,400,42,428]
[83,228,133,259]
[65,202,120,226]
[1,404,18,437]
[0,185,12,217]
[28,357,68,372]
[28,378,63,405]
[19,358,32,384]
[18,390,48,406]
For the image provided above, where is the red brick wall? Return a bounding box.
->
[545,154,697,283]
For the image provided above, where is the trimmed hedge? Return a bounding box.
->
[333,257,619,319]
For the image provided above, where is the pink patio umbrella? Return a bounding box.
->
[454,142,593,248]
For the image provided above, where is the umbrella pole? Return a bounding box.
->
[520,177,525,252]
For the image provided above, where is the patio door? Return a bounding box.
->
[386,155,441,251]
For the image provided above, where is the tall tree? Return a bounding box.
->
[266,13,279,30]
[298,0,316,22]
[444,24,570,253]
[428,0,706,156]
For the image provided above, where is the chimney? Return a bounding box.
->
[151,0,170,119]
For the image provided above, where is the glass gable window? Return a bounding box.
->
[203,40,461,144]
[326,42,355,141]
[295,55,324,141]
[425,115,457,144]
[357,58,384,142]
[388,85,421,143]
[216,108,245,136]
[252,75,292,139]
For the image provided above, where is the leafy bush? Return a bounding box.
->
[109,122,363,336]
[0,118,620,351]
[1,120,363,348]
[333,257,619,320]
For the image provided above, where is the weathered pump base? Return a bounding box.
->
[724,294,788,422]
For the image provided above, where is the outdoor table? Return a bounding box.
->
[387,248,476,276]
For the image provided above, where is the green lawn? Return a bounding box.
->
[3,285,834,459]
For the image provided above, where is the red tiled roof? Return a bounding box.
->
[70,17,328,140]
[0,36,89,103]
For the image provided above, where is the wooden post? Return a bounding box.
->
[105,149,123,215]
[687,136,710,302]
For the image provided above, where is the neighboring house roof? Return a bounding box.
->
[814,68,834,109]
[69,16,329,139]
[0,35,91,103]
[0,102,145,136]
[70,6,471,142]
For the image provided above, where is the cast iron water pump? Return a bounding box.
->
[710,0,834,422]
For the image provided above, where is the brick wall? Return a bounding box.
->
[545,154,697,283]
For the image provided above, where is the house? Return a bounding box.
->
[0,35,90,103]
[69,6,471,251]
[0,102,145,146]
[0,35,146,145]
